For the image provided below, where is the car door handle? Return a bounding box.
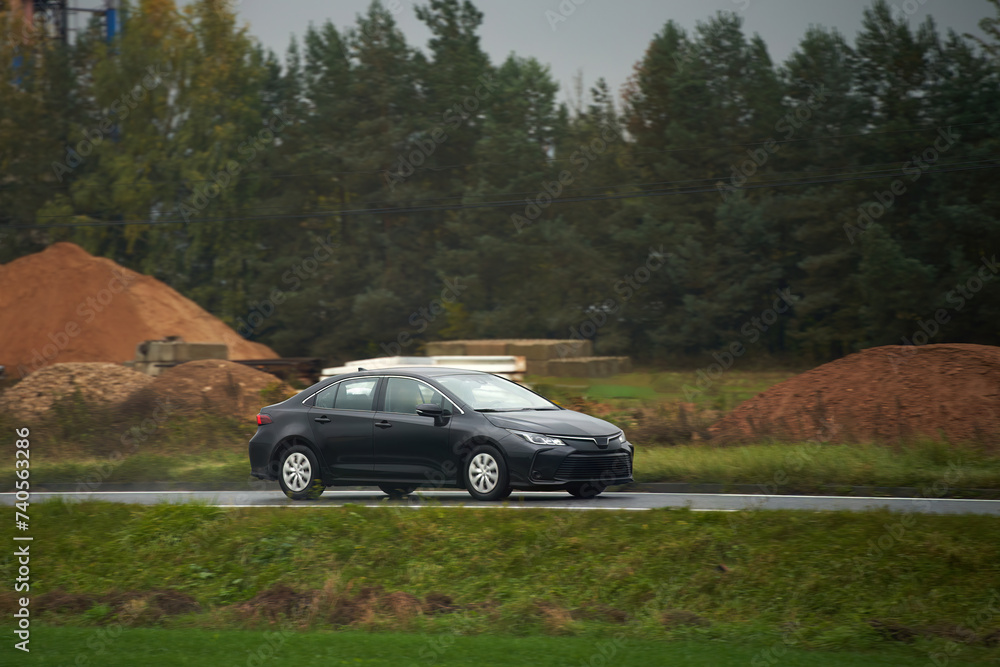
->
[314,415,331,424]
[375,420,393,429]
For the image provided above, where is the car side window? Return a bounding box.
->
[384,378,445,415]
[333,378,379,411]
[314,384,338,409]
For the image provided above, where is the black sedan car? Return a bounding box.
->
[249,367,633,501]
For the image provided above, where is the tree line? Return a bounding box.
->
[1,0,998,364]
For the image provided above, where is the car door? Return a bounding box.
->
[372,377,453,483]
[308,376,380,479]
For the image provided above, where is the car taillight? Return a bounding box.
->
[256,414,273,425]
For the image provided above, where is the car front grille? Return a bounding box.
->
[555,452,632,481]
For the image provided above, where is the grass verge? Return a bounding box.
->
[633,440,1000,492]
[12,625,993,667]
[4,369,1000,493]
[3,501,998,662]
[9,442,1000,495]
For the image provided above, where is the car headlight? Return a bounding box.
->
[610,431,626,445]
[508,429,566,446]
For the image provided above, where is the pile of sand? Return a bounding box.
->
[0,362,152,419]
[0,242,277,376]
[709,344,1000,445]
[125,360,296,422]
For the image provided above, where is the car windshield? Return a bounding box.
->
[436,374,558,411]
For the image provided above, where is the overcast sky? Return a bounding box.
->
[65,1,991,105]
[219,0,992,107]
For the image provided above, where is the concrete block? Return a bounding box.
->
[525,360,550,375]
[547,339,593,359]
[424,341,467,356]
[463,341,510,356]
[506,341,552,360]
[545,356,632,378]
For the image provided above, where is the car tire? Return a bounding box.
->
[378,484,417,498]
[566,481,607,499]
[278,445,326,500]
[464,445,510,501]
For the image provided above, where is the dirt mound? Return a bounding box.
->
[130,359,295,421]
[709,344,1000,445]
[423,592,459,614]
[234,584,427,627]
[34,589,99,614]
[34,588,199,621]
[0,242,277,376]
[869,619,1000,647]
[0,362,152,418]
[236,585,315,622]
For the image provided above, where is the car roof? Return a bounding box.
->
[333,366,487,379]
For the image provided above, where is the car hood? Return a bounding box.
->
[483,410,618,436]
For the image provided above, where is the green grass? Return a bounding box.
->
[0,451,251,488]
[10,626,992,667]
[634,440,1000,492]
[533,369,797,412]
[10,441,1000,495]
[5,369,1000,493]
[5,501,999,660]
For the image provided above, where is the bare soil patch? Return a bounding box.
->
[0,242,276,373]
[126,359,295,422]
[709,344,1000,446]
[34,588,199,621]
[0,362,151,419]
[235,585,315,623]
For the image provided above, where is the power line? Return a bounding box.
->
[24,151,1000,221]
[6,160,998,231]
[6,119,996,195]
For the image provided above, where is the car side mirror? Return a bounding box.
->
[416,404,445,417]
[416,404,450,426]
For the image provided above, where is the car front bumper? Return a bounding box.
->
[500,436,634,488]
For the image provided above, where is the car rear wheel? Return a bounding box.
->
[278,445,325,500]
[464,445,510,501]
[378,484,417,498]
[566,481,607,499]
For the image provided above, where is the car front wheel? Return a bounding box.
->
[278,445,326,500]
[464,445,511,501]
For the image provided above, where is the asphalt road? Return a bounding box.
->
[4,490,999,514]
